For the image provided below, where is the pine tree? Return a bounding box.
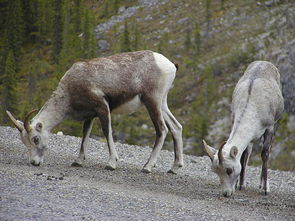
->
[158,32,169,54]
[113,0,120,13]
[205,0,212,38]
[102,1,109,18]
[0,33,9,78]
[185,28,191,52]
[133,23,140,51]
[194,24,201,55]
[35,0,53,44]
[6,0,24,66]
[0,0,8,32]
[53,0,63,63]
[121,21,131,52]
[202,65,216,111]
[74,0,82,33]
[59,26,83,73]
[1,50,18,123]
[221,0,226,10]
[22,0,39,42]
[82,9,97,58]
[190,65,217,154]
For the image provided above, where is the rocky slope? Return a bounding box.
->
[91,0,295,170]
[96,0,295,113]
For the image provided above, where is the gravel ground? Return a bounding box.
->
[0,126,294,220]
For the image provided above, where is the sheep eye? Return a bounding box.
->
[33,136,40,145]
[226,168,233,175]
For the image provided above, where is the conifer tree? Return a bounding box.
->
[113,0,120,13]
[205,0,212,38]
[158,32,169,54]
[0,33,9,78]
[83,9,91,58]
[0,0,8,32]
[6,0,24,66]
[102,1,109,18]
[1,50,18,123]
[194,24,201,55]
[74,0,82,33]
[190,65,216,154]
[59,25,83,72]
[185,28,191,52]
[82,9,97,58]
[133,23,140,51]
[53,0,63,63]
[22,0,38,42]
[36,0,53,44]
[121,21,131,52]
[221,0,226,10]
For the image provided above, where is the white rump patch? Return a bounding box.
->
[153,52,176,76]
[112,95,142,114]
[153,52,176,89]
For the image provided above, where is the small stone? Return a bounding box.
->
[57,131,63,136]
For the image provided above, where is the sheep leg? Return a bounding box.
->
[162,94,183,174]
[71,118,94,167]
[142,95,168,173]
[239,144,252,190]
[97,98,119,170]
[260,128,274,195]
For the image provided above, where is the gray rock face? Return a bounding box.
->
[95,6,139,38]
[95,0,163,39]
[210,3,295,114]
[254,6,295,114]
[95,0,168,50]
[98,39,109,50]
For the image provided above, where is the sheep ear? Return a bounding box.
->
[230,146,238,159]
[203,140,217,161]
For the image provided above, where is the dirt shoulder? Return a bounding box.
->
[0,126,294,220]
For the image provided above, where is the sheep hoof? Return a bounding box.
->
[141,167,152,174]
[168,163,183,174]
[167,169,177,174]
[71,161,83,167]
[105,165,116,171]
[105,159,117,170]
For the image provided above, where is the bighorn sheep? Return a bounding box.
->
[203,61,284,197]
[7,50,184,173]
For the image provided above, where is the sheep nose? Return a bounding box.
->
[222,191,231,197]
[30,160,40,166]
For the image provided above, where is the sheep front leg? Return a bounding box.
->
[260,128,274,195]
[239,143,252,190]
[71,118,94,167]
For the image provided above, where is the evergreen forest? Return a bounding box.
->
[0,0,294,170]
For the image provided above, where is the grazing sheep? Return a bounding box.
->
[203,61,284,196]
[7,50,183,174]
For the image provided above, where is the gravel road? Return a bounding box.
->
[0,126,294,220]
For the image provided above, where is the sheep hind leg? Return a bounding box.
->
[260,128,274,195]
[142,95,168,173]
[71,118,94,167]
[161,95,183,174]
[96,98,119,170]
